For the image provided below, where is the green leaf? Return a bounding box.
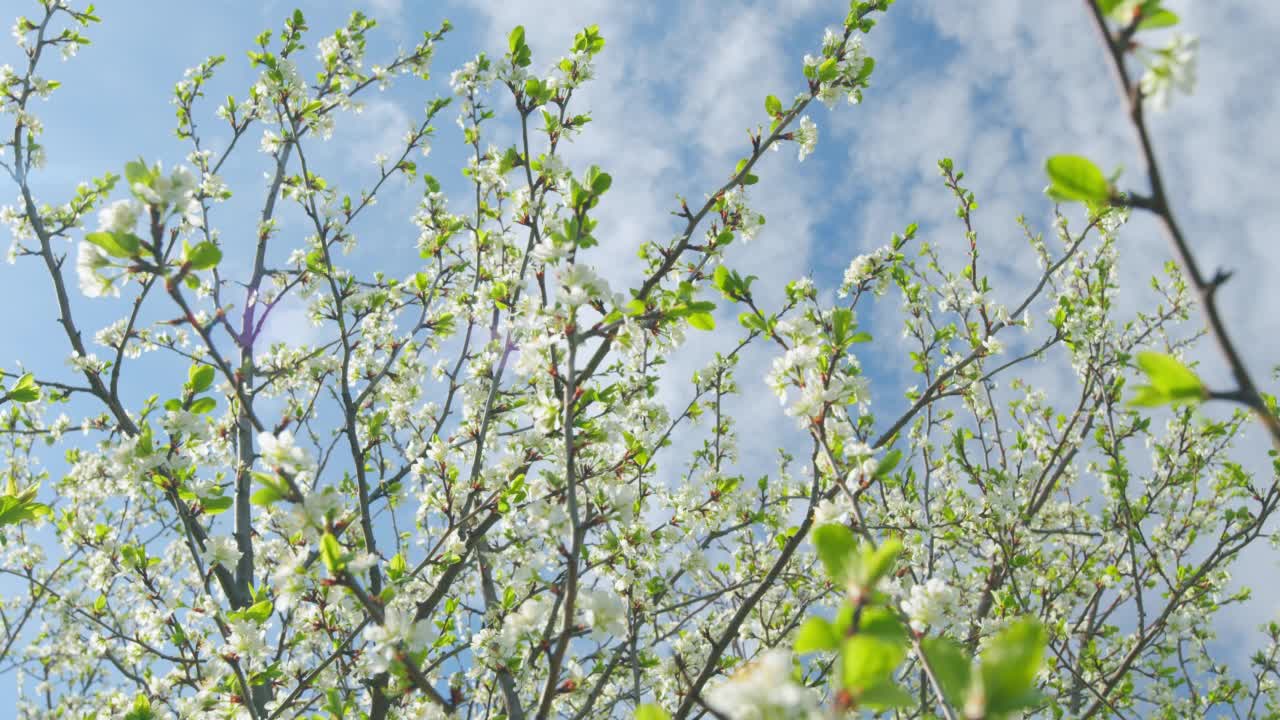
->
[186,241,222,270]
[508,25,525,53]
[188,364,215,394]
[6,373,40,403]
[921,637,972,707]
[320,532,345,574]
[251,486,283,506]
[189,397,217,414]
[765,94,782,116]
[123,693,156,720]
[1096,0,1124,15]
[859,681,915,710]
[818,57,840,82]
[1139,8,1179,28]
[249,663,285,686]
[854,56,876,84]
[85,230,140,259]
[1044,155,1110,205]
[1130,351,1205,407]
[0,493,51,528]
[832,307,853,344]
[1136,351,1204,400]
[202,495,233,515]
[686,312,715,331]
[1129,385,1170,407]
[980,618,1047,716]
[124,159,151,188]
[873,449,901,478]
[387,552,408,581]
[242,599,274,624]
[738,311,767,333]
[713,265,730,293]
[857,539,903,591]
[634,704,670,720]
[843,620,907,692]
[572,24,605,55]
[794,616,840,653]
[858,607,907,642]
[590,170,612,195]
[813,523,858,582]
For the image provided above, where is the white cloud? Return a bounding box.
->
[367,0,403,21]
[334,97,414,170]
[257,293,325,349]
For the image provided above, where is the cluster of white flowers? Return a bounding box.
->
[499,596,552,652]
[468,147,509,195]
[556,263,612,309]
[450,56,493,97]
[76,242,116,298]
[804,30,871,108]
[162,409,208,441]
[1140,33,1198,111]
[844,449,879,482]
[75,194,152,297]
[363,606,434,674]
[839,244,894,296]
[547,49,598,97]
[258,430,313,474]
[317,35,342,66]
[766,313,871,425]
[224,618,268,659]
[411,190,458,256]
[530,237,571,265]
[201,535,242,571]
[705,650,818,720]
[793,116,818,162]
[493,54,529,87]
[10,18,33,50]
[981,334,1004,356]
[578,588,627,638]
[96,199,139,234]
[136,164,201,225]
[718,186,767,242]
[813,496,852,525]
[901,577,957,633]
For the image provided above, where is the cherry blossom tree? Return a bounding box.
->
[2,0,1278,718]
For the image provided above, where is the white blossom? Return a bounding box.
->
[1140,33,1198,111]
[363,606,434,673]
[794,116,818,162]
[201,535,242,570]
[75,242,116,298]
[902,577,956,633]
[579,589,627,638]
[258,430,312,474]
[96,199,140,235]
[705,650,817,720]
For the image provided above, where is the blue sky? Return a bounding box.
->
[3,0,1280,706]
